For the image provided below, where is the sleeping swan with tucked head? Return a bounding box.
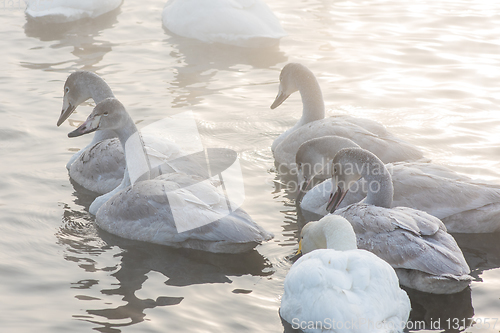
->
[280,215,411,333]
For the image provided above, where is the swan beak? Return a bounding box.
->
[57,103,76,127]
[326,185,348,213]
[295,239,303,255]
[68,115,102,138]
[270,89,289,109]
[296,177,313,203]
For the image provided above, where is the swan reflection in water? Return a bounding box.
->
[56,200,272,332]
[22,5,121,72]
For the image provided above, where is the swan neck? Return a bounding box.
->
[115,117,151,183]
[85,74,114,104]
[298,75,325,124]
[323,218,357,251]
[360,159,393,208]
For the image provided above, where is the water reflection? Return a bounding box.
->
[22,7,121,72]
[405,287,474,332]
[56,199,272,332]
[164,33,287,108]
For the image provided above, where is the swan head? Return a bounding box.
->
[326,148,367,213]
[58,72,90,126]
[295,136,360,202]
[270,63,310,109]
[327,147,391,212]
[68,98,127,138]
[58,71,113,127]
[298,215,357,254]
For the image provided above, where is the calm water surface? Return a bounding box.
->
[1,0,500,332]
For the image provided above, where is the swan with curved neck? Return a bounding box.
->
[280,215,411,331]
[59,71,117,166]
[270,63,425,170]
[58,71,205,194]
[68,98,273,253]
[297,136,500,233]
[324,147,472,294]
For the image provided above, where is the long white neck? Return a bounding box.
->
[302,216,357,253]
[322,216,357,251]
[297,69,325,125]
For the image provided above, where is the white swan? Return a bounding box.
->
[270,63,425,170]
[58,71,206,194]
[25,0,122,23]
[162,0,286,48]
[297,136,500,233]
[68,98,273,253]
[280,215,411,333]
[325,147,472,294]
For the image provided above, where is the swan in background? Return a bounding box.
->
[25,0,122,23]
[297,136,500,233]
[68,98,273,253]
[325,147,472,294]
[280,215,411,333]
[162,0,286,48]
[270,63,425,170]
[58,71,206,194]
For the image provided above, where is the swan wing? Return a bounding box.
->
[69,138,125,194]
[275,117,424,168]
[337,204,470,277]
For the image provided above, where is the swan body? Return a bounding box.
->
[270,63,425,170]
[59,71,206,194]
[25,0,122,23]
[280,215,411,332]
[297,136,500,233]
[68,98,273,253]
[326,148,472,294]
[162,0,286,48]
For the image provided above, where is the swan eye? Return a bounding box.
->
[65,87,69,94]
[103,111,109,116]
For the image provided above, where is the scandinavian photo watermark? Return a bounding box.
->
[270,159,393,196]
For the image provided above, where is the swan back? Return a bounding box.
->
[26,0,122,23]
[162,0,286,47]
[280,249,411,333]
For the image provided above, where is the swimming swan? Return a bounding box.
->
[297,136,500,233]
[325,147,472,294]
[25,0,122,23]
[280,215,411,333]
[58,71,206,194]
[270,63,425,170]
[162,0,286,48]
[68,98,273,253]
